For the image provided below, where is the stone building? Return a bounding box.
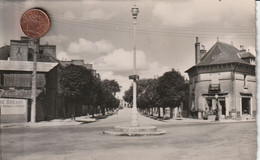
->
[185,37,256,120]
[0,36,57,62]
[60,59,100,78]
[0,60,59,122]
[0,37,99,123]
[0,37,60,122]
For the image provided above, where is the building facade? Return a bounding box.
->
[0,37,99,123]
[186,37,256,120]
[0,37,61,123]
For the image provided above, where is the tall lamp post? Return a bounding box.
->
[104,6,166,136]
[131,6,139,127]
[103,5,166,136]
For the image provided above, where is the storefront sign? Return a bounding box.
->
[0,98,27,115]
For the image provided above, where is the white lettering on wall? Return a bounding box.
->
[0,98,27,115]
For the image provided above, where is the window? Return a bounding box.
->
[244,75,247,88]
[0,74,3,86]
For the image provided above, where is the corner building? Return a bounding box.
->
[0,37,97,123]
[185,38,256,120]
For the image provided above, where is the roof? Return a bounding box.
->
[196,41,249,66]
[238,51,255,59]
[0,60,58,72]
[60,61,72,66]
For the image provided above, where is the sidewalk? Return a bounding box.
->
[166,117,255,123]
[142,114,256,124]
[1,109,255,129]
[0,117,96,128]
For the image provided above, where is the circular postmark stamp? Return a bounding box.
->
[20,8,50,38]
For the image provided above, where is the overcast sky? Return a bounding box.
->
[0,0,256,98]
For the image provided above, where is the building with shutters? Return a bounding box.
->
[185,37,256,120]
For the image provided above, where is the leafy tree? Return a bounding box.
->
[123,86,133,106]
[135,79,162,117]
[123,79,154,105]
[102,79,120,96]
[91,78,120,117]
[143,79,161,117]
[60,64,95,119]
[157,69,186,118]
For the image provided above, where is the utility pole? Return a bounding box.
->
[28,39,39,122]
[20,8,50,122]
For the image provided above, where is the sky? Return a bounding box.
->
[0,0,256,98]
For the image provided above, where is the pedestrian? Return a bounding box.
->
[179,104,183,118]
[203,108,208,120]
[215,106,219,122]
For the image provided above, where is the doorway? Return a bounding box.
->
[219,100,226,116]
[242,98,250,114]
[206,99,214,115]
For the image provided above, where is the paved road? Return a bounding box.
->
[1,108,257,160]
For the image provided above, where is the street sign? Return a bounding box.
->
[129,75,139,81]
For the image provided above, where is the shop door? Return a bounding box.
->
[219,100,226,116]
[242,98,250,114]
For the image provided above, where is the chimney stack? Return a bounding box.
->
[195,37,201,64]
[240,45,246,52]
[200,45,207,59]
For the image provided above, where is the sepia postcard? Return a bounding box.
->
[0,0,258,160]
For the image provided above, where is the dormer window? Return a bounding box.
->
[250,58,255,65]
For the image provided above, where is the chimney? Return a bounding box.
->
[195,37,201,64]
[200,45,207,59]
[240,45,246,52]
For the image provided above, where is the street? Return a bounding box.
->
[1,108,256,160]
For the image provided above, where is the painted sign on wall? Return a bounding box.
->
[0,98,27,115]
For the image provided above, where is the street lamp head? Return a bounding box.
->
[215,94,218,99]
[131,5,139,19]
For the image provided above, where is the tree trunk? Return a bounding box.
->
[163,107,166,118]
[62,104,66,119]
[174,107,178,119]
[86,105,90,116]
[96,106,99,115]
[92,105,95,118]
[101,106,105,116]
[71,103,75,120]
[170,107,173,119]
[62,97,66,119]
[158,107,161,118]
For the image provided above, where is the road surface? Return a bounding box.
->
[1,107,257,160]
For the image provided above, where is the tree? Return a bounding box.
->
[123,86,133,105]
[60,64,95,120]
[157,69,186,118]
[123,79,154,105]
[143,79,161,117]
[91,79,120,117]
[102,79,120,96]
